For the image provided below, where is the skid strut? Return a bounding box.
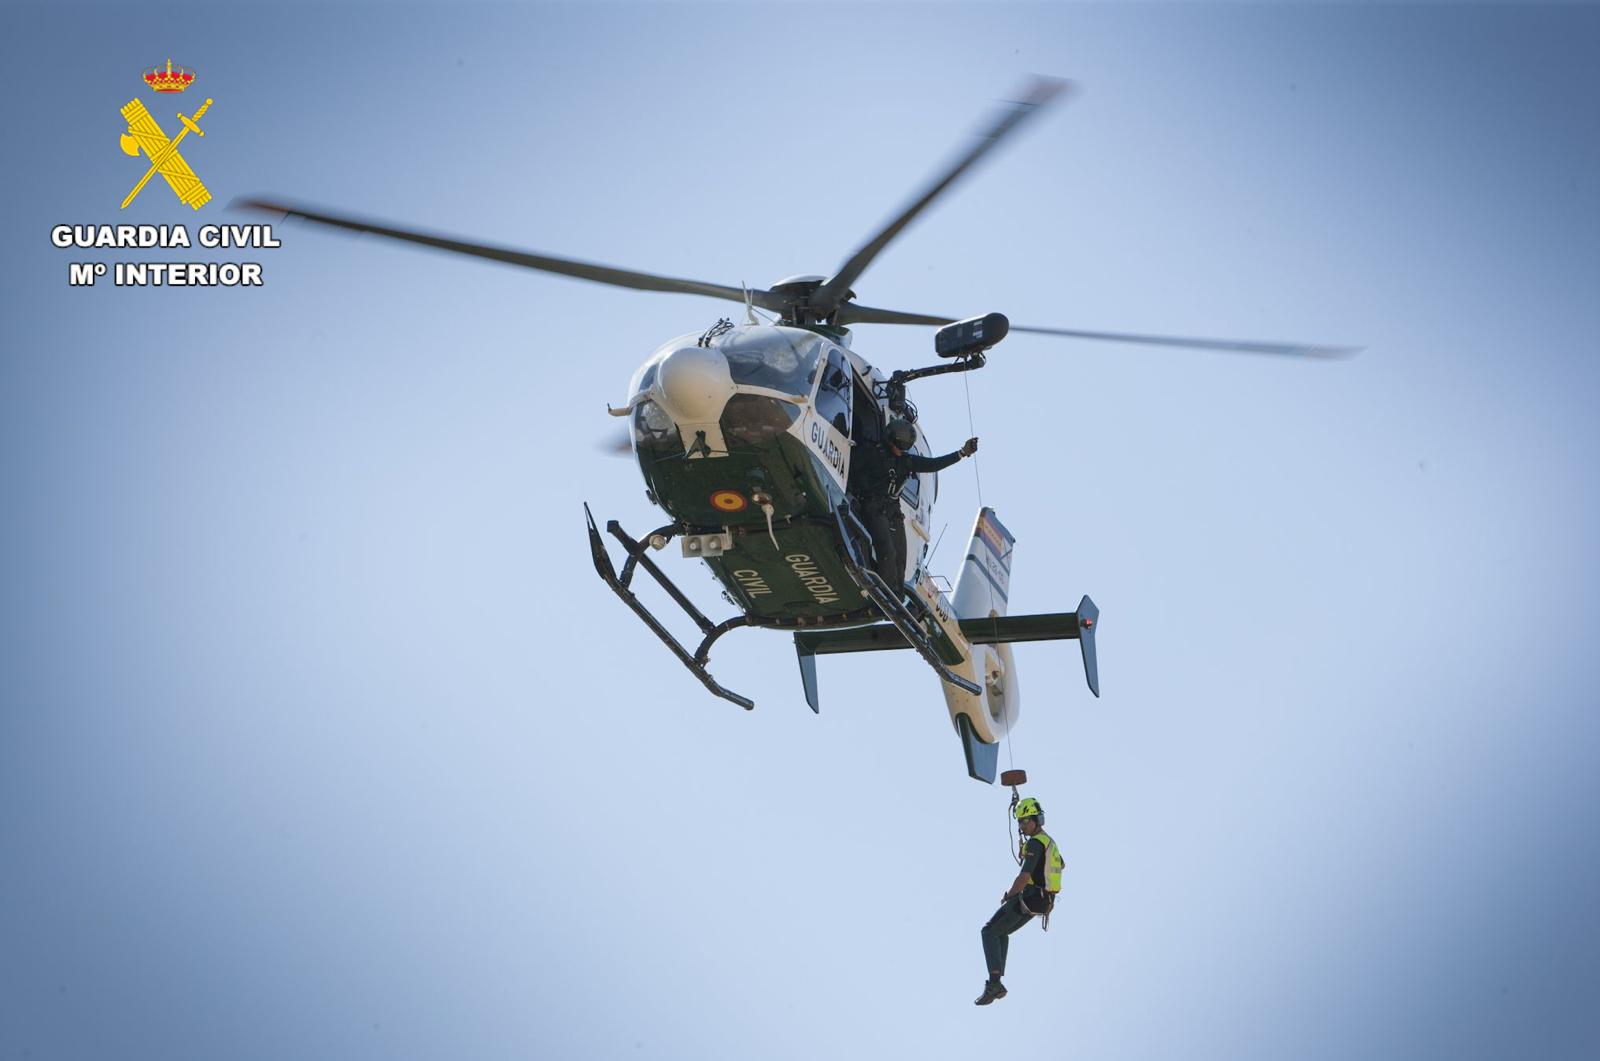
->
[584,504,754,710]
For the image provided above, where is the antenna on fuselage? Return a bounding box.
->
[741,281,759,326]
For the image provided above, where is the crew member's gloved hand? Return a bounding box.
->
[961,437,979,457]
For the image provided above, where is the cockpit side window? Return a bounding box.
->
[815,348,852,437]
[632,399,682,453]
[901,472,921,508]
[852,376,881,445]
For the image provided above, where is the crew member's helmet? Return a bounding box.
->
[885,419,917,450]
[1015,797,1044,821]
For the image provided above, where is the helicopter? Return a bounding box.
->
[240,77,1352,783]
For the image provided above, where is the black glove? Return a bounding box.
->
[961,437,979,457]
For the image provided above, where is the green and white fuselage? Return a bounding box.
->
[613,324,936,624]
[605,322,1069,759]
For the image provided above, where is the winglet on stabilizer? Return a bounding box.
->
[1076,594,1100,698]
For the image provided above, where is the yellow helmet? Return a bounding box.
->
[1015,797,1043,821]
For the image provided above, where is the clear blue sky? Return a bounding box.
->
[3,4,1598,1059]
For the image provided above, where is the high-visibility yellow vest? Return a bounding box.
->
[1019,829,1064,893]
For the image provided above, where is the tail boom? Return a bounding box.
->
[790,508,1099,783]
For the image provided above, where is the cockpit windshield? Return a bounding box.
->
[718,327,825,394]
[627,349,667,398]
[628,326,824,401]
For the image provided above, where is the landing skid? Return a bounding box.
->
[583,503,983,712]
[584,504,754,710]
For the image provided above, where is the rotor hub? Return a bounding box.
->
[768,274,855,325]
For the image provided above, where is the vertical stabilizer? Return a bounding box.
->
[953,507,1014,619]
[940,508,1021,768]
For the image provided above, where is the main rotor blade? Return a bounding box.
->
[810,76,1071,317]
[832,302,952,327]
[835,302,1357,358]
[1008,325,1359,359]
[235,197,787,311]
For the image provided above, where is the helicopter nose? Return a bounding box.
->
[656,344,736,423]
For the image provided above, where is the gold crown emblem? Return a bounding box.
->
[143,59,196,93]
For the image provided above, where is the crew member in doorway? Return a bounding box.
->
[975,796,1062,1005]
[848,418,976,594]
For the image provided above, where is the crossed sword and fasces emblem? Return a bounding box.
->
[119,97,213,209]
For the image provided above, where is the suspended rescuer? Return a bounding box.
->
[847,418,977,593]
[975,796,1063,1005]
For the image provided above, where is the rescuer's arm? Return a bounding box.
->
[1002,837,1045,902]
[905,438,976,473]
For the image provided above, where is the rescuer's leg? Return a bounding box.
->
[976,898,1031,1005]
[864,507,899,588]
[887,515,908,593]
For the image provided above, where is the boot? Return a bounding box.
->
[974,978,1007,1005]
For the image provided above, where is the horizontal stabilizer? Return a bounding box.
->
[959,610,1085,647]
[793,610,1092,652]
[794,623,924,655]
[792,598,1101,697]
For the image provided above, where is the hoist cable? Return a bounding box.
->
[963,372,1016,780]
[962,373,984,508]
[1007,794,1023,867]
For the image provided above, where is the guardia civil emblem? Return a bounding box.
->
[120,59,213,210]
